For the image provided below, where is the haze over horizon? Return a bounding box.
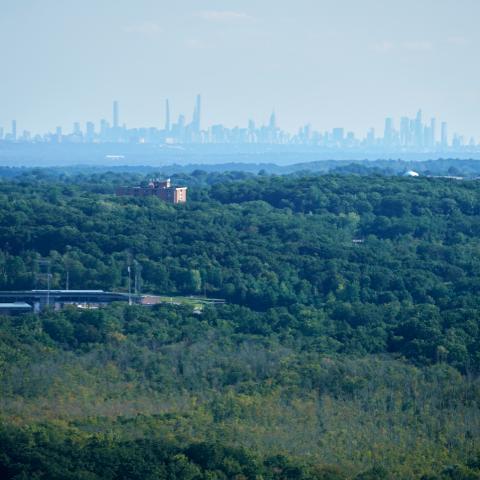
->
[1,0,479,140]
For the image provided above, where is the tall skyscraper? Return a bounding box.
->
[113,101,119,129]
[400,117,410,146]
[11,120,17,141]
[86,122,95,142]
[248,119,256,142]
[100,119,109,141]
[269,110,276,130]
[192,94,201,133]
[415,109,423,148]
[384,117,393,146]
[165,99,171,132]
[268,111,277,142]
[441,122,448,148]
[423,125,430,148]
[304,124,312,142]
[430,118,436,148]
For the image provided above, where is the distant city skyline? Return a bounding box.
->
[1,97,478,153]
[1,1,480,140]
[1,96,479,146]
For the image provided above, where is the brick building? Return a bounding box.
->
[116,179,187,204]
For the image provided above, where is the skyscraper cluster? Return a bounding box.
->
[383,110,451,150]
[1,99,478,153]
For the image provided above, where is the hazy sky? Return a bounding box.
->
[1,0,479,139]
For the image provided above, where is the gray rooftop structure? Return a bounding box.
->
[0,302,33,315]
[0,302,32,309]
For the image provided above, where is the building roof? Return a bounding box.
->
[0,302,32,309]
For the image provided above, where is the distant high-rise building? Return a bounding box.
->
[400,117,410,146]
[304,124,312,142]
[113,101,119,129]
[269,110,276,130]
[11,120,17,141]
[441,122,448,148]
[384,117,394,146]
[0,127,4,140]
[21,130,31,141]
[268,110,277,142]
[423,125,431,148]
[211,124,225,143]
[165,99,171,132]
[248,119,256,142]
[415,109,423,148]
[430,118,436,148]
[55,126,62,143]
[196,94,201,131]
[86,122,95,142]
[332,128,344,143]
[452,133,463,148]
[73,122,81,135]
[100,119,109,140]
[366,127,375,146]
[174,114,186,141]
[192,94,201,133]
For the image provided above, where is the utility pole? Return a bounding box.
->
[127,253,132,305]
[134,260,142,296]
[36,259,52,308]
[47,263,51,307]
[127,266,132,305]
[64,246,72,291]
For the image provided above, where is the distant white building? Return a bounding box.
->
[403,170,420,177]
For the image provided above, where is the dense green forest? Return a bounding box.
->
[1,171,480,478]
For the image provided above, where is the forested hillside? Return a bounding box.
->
[1,172,480,478]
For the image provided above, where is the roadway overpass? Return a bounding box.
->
[0,290,225,313]
[0,290,138,312]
